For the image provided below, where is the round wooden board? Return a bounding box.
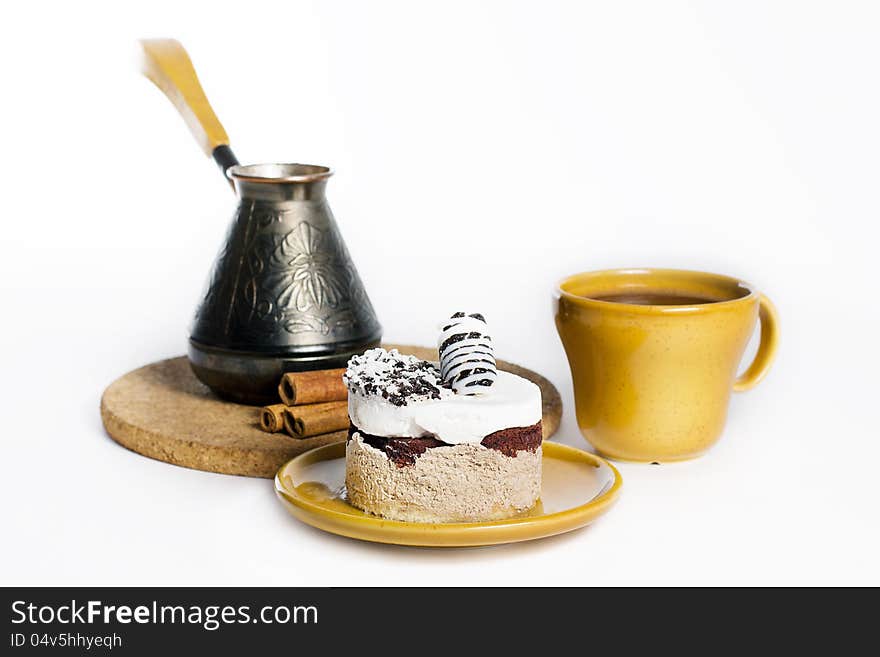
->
[100,344,563,479]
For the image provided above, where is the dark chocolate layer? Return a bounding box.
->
[481,423,543,457]
[348,421,542,467]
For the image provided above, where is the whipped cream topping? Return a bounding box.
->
[438,312,498,394]
[348,370,542,445]
[343,348,451,407]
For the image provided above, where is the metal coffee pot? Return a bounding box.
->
[141,40,381,404]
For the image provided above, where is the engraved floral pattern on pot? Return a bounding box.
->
[266,221,350,315]
[190,190,381,349]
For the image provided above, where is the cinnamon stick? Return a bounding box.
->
[283,401,349,439]
[259,404,290,433]
[278,368,347,406]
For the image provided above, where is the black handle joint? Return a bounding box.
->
[212,145,239,178]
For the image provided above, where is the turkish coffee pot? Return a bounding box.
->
[141,39,381,404]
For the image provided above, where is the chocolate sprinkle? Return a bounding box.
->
[344,348,450,407]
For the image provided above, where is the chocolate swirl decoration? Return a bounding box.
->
[438,312,498,394]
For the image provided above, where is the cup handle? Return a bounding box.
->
[733,294,779,392]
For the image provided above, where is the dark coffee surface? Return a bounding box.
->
[592,292,723,306]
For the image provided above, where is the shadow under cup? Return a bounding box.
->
[553,269,779,462]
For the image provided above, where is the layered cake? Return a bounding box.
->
[344,313,543,523]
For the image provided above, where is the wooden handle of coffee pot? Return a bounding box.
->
[139,39,239,178]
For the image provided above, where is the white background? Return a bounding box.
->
[1,0,878,586]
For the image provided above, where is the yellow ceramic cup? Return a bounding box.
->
[554,269,778,462]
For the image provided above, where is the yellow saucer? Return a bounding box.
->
[274,441,622,547]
